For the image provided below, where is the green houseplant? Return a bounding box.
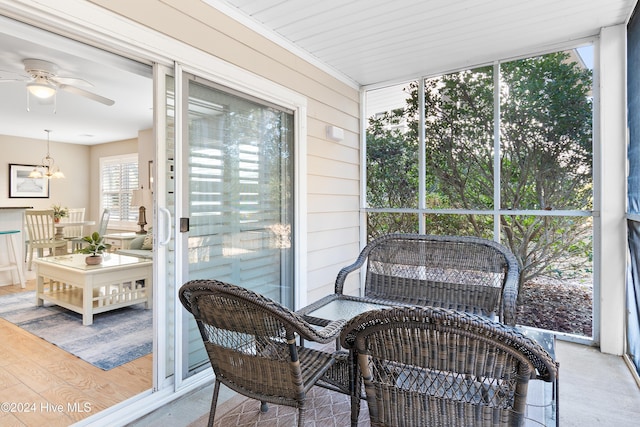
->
[51,204,68,222]
[77,231,110,265]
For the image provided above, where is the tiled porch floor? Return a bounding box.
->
[128,341,640,427]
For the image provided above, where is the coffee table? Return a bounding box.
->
[34,253,152,325]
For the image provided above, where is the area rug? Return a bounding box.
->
[187,386,371,427]
[0,291,152,370]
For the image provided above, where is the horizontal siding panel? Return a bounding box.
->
[307,176,359,197]
[307,139,359,166]
[307,227,360,253]
[307,244,358,272]
[308,194,358,214]
[308,212,359,233]
[307,118,359,152]
[307,100,359,134]
[307,157,359,181]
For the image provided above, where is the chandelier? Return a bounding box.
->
[29,129,65,179]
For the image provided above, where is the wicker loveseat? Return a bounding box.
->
[335,233,520,326]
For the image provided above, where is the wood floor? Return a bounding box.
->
[0,280,152,426]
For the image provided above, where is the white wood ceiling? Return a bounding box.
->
[210,0,636,88]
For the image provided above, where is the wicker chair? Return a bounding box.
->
[179,279,348,427]
[340,306,557,427]
[336,233,520,325]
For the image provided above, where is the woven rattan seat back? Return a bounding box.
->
[340,306,557,427]
[179,280,346,427]
[336,234,520,325]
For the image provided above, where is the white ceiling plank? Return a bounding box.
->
[220,0,635,86]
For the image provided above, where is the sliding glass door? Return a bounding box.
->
[161,71,296,381]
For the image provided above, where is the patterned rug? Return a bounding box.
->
[189,386,371,427]
[0,291,152,370]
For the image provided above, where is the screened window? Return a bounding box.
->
[365,46,594,338]
[100,154,139,230]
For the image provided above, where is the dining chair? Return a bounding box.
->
[335,233,520,325]
[62,208,85,250]
[179,279,348,427]
[71,208,110,252]
[340,306,558,427]
[24,209,68,270]
[96,208,110,235]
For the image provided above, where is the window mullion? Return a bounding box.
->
[493,62,501,242]
[418,78,426,234]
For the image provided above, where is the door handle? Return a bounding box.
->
[159,207,171,245]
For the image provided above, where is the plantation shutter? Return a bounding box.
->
[101,154,139,229]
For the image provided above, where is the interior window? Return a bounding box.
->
[100,153,139,230]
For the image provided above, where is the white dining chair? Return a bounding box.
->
[71,209,110,252]
[25,209,68,270]
[62,208,86,249]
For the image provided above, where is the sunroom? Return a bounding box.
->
[0,0,638,426]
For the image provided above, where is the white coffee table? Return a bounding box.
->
[34,253,152,325]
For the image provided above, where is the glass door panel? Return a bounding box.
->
[181,75,295,375]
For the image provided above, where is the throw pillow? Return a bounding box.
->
[128,235,146,249]
[142,228,153,250]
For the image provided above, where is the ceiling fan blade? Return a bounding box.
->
[0,69,29,81]
[52,76,93,87]
[58,84,115,106]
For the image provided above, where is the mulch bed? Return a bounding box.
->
[516,277,593,337]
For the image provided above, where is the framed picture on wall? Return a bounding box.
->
[9,163,50,198]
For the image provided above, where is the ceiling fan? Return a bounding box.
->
[0,58,115,107]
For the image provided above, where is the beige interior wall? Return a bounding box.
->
[0,132,153,235]
[89,0,362,301]
[0,134,90,211]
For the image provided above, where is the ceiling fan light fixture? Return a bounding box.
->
[26,79,56,99]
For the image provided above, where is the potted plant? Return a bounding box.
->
[51,204,68,223]
[77,231,110,265]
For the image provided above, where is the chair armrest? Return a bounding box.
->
[335,244,375,294]
[500,251,520,326]
[294,317,347,344]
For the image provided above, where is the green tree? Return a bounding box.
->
[366,51,593,287]
[366,108,419,235]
